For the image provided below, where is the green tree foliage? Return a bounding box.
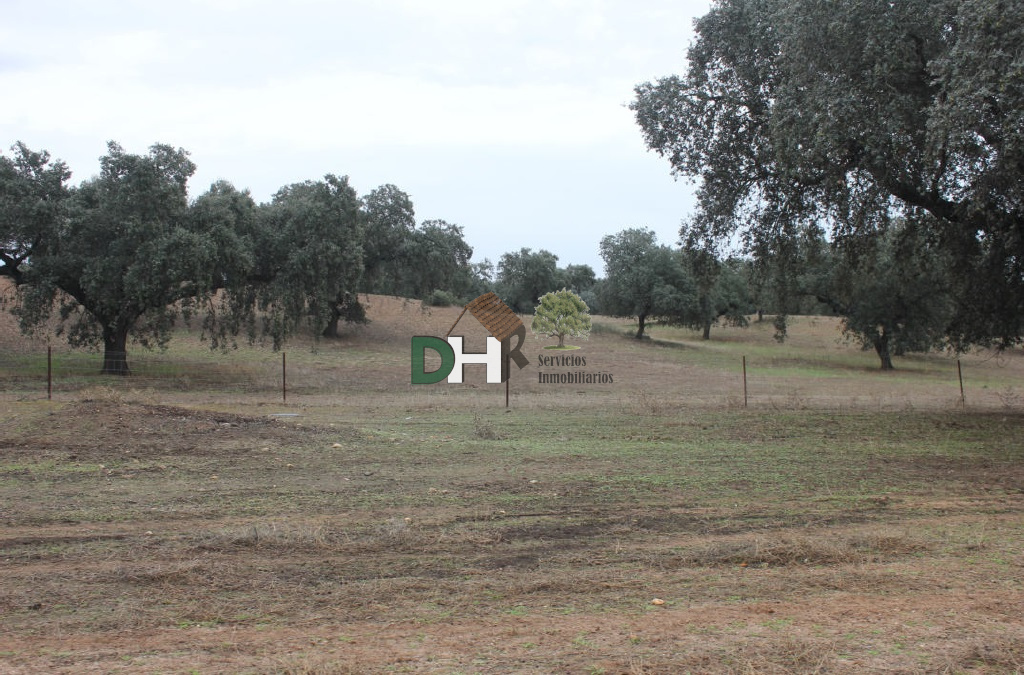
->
[465,259,495,299]
[397,219,475,301]
[3,141,494,361]
[632,0,1024,349]
[0,143,71,287]
[750,219,955,368]
[253,175,364,344]
[579,287,603,315]
[561,264,597,294]
[186,180,261,347]
[598,228,697,339]
[745,224,838,339]
[531,288,592,348]
[356,184,483,303]
[563,264,600,314]
[496,248,561,313]
[678,223,753,339]
[684,251,753,340]
[818,223,954,369]
[358,186,483,303]
[6,142,232,374]
[360,184,415,295]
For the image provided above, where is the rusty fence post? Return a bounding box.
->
[957,359,965,409]
[742,355,748,408]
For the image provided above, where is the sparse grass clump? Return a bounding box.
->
[191,522,344,551]
[472,414,507,440]
[676,529,929,567]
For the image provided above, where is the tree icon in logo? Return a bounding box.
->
[531,289,591,349]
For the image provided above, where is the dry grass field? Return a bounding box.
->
[1,292,1023,673]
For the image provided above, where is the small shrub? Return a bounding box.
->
[427,289,459,307]
[473,415,506,440]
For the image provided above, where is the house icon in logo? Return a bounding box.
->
[411,292,530,384]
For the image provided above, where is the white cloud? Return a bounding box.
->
[2,58,639,154]
[77,30,168,71]
[1,0,710,267]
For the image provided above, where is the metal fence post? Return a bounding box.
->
[742,355,748,408]
[957,359,964,409]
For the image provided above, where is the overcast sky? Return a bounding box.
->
[1,0,710,274]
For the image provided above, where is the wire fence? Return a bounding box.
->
[1,345,1019,412]
[1,348,285,400]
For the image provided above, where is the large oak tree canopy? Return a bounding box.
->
[632,0,1024,348]
[254,175,364,346]
[4,142,214,374]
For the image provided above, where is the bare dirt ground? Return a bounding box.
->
[1,292,1023,673]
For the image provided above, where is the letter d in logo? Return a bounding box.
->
[411,336,455,384]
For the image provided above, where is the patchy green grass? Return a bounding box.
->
[2,399,1023,672]
[1,301,1023,672]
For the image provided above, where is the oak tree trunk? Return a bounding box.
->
[874,332,894,370]
[322,312,341,339]
[101,325,130,376]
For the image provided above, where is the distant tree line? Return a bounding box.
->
[0,141,488,373]
[6,0,1021,377]
[0,138,975,374]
